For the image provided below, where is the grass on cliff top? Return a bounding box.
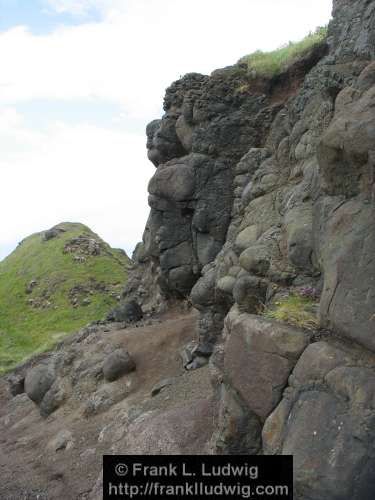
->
[263,294,319,331]
[239,26,328,78]
[0,222,130,375]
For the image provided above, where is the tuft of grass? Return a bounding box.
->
[238,26,328,78]
[263,294,319,331]
[0,222,130,374]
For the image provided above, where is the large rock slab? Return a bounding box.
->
[315,74,375,352]
[210,382,261,455]
[318,82,375,197]
[263,341,375,500]
[318,200,375,352]
[223,313,310,420]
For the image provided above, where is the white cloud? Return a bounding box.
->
[0,108,151,256]
[0,0,332,119]
[0,0,333,259]
[44,0,123,17]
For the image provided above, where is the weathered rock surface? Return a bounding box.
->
[123,1,375,498]
[222,312,310,420]
[106,300,143,323]
[125,64,283,310]
[263,341,375,500]
[102,348,136,382]
[114,399,214,455]
[2,1,375,499]
[25,364,56,405]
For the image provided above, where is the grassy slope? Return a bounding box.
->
[238,26,328,78]
[0,222,130,374]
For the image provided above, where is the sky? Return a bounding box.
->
[0,0,333,261]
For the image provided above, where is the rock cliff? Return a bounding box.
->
[126,0,375,497]
[1,1,375,499]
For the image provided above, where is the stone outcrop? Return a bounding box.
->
[125,1,375,498]
[125,65,293,311]
[2,1,375,499]
[263,341,375,500]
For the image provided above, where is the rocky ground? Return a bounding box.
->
[2,1,375,499]
[0,309,214,500]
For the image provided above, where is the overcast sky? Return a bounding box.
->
[0,0,333,260]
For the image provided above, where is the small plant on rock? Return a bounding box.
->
[263,292,319,331]
[238,26,328,78]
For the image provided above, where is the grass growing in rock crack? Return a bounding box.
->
[238,26,328,78]
[0,222,130,374]
[263,293,319,331]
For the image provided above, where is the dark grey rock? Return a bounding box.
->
[192,343,214,358]
[43,227,65,241]
[121,4,375,496]
[216,276,236,294]
[6,374,25,397]
[318,82,375,197]
[25,364,55,405]
[146,115,185,167]
[126,63,278,309]
[263,343,375,500]
[190,268,217,310]
[186,356,209,371]
[179,342,196,368]
[318,200,375,353]
[239,245,270,276]
[232,275,267,313]
[102,349,136,382]
[107,301,143,323]
[285,206,315,273]
[211,385,261,455]
[25,279,38,294]
[222,313,309,420]
[40,380,66,417]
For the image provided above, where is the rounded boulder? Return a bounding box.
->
[102,349,136,382]
[25,364,55,404]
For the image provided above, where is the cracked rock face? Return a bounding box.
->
[263,342,375,500]
[4,2,375,499]
[123,1,375,497]
[222,313,310,421]
[125,68,281,310]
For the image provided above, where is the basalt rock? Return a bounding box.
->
[2,2,375,499]
[106,301,143,323]
[263,341,375,500]
[125,66,282,310]
[25,364,56,405]
[102,349,136,382]
[124,0,375,497]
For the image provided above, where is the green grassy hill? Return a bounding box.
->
[0,222,130,374]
